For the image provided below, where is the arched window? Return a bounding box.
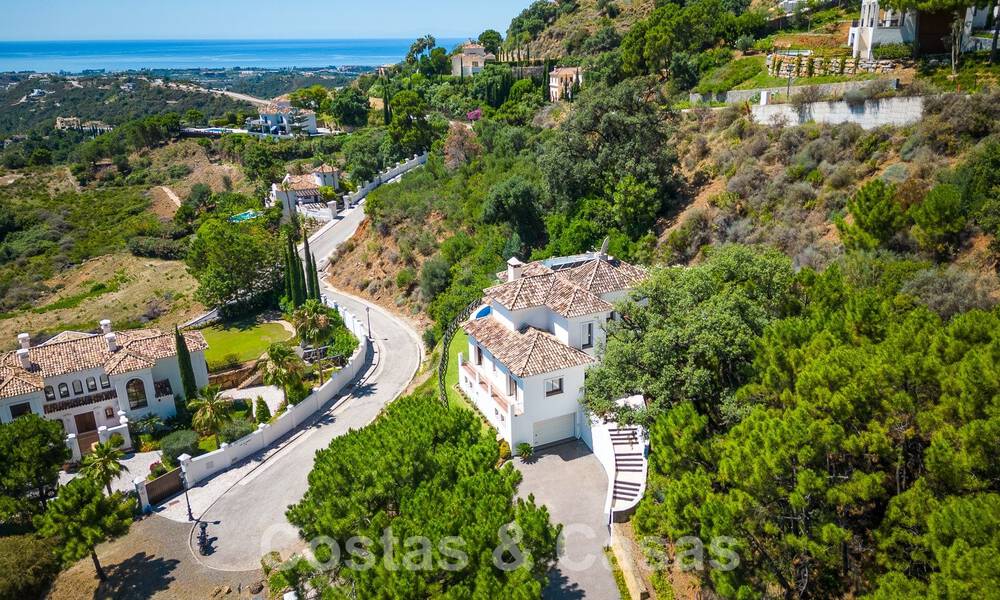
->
[72,380,83,395]
[126,379,148,410]
[86,377,97,392]
[44,386,55,401]
[99,374,111,389]
[58,383,69,398]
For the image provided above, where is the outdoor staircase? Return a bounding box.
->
[608,426,647,513]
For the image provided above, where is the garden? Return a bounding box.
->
[200,317,295,372]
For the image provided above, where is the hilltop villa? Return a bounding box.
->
[269,164,342,217]
[847,0,991,59]
[0,321,209,451]
[458,246,645,448]
[246,101,319,137]
[451,42,495,77]
[549,66,583,101]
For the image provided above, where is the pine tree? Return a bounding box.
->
[175,325,198,401]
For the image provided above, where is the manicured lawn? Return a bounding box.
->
[197,436,219,453]
[443,329,493,434]
[696,56,766,94]
[200,319,294,371]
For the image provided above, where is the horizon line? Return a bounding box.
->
[0,36,476,44]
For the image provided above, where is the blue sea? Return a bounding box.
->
[0,38,464,73]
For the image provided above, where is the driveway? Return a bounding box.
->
[516,441,619,600]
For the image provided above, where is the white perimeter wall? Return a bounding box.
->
[181,306,370,486]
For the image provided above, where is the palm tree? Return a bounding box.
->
[187,385,232,448]
[290,300,333,384]
[81,440,129,496]
[260,343,305,405]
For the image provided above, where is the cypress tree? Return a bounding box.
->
[175,325,198,401]
[303,232,316,300]
[282,241,293,303]
[311,252,322,299]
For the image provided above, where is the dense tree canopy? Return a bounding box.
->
[186,219,282,313]
[0,415,70,526]
[287,392,559,597]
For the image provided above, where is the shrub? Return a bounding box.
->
[220,417,256,444]
[127,235,187,259]
[149,461,167,479]
[791,86,823,108]
[498,439,511,461]
[395,268,415,290]
[0,534,60,599]
[872,43,912,60]
[255,397,272,424]
[735,35,755,53]
[517,442,533,459]
[909,183,966,257]
[160,429,199,465]
[901,266,998,319]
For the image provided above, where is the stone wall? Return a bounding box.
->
[766,53,905,78]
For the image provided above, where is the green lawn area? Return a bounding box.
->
[696,56,766,94]
[916,54,1000,92]
[200,320,294,372]
[442,329,493,434]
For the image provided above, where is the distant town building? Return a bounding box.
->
[246,101,318,138]
[847,0,991,59]
[451,42,496,77]
[269,164,341,217]
[549,67,583,101]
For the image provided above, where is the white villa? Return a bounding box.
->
[451,42,495,77]
[549,66,583,101]
[269,164,341,217]
[848,0,991,59]
[0,321,209,455]
[458,247,645,449]
[246,101,319,137]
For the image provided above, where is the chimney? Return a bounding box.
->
[105,332,119,352]
[100,319,113,334]
[507,257,524,281]
[16,348,30,369]
[17,333,30,349]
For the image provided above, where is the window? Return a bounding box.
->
[72,380,83,395]
[126,379,148,410]
[99,374,111,389]
[507,374,517,396]
[9,402,32,419]
[582,322,594,349]
[104,407,115,419]
[86,377,97,392]
[44,386,55,401]
[474,345,483,366]
[544,377,564,397]
[58,383,69,398]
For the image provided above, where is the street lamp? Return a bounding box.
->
[177,453,194,522]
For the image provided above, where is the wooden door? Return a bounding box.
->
[74,411,97,433]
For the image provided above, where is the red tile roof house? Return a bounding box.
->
[458,246,646,450]
[269,164,342,218]
[0,320,209,459]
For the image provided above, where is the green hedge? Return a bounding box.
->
[160,429,199,465]
[872,43,912,60]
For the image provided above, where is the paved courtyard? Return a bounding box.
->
[515,441,619,600]
[60,450,162,494]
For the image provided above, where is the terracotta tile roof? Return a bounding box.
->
[485,268,613,318]
[495,261,553,282]
[560,258,647,296]
[312,164,339,174]
[283,174,321,193]
[463,318,596,378]
[0,328,207,399]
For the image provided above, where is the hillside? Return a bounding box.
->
[507,0,655,59]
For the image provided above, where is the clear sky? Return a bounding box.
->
[0,0,530,41]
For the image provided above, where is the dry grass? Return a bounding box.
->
[0,253,204,348]
[144,139,251,199]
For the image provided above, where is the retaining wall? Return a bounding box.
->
[690,77,898,105]
[751,95,924,129]
[180,304,370,486]
[340,152,428,209]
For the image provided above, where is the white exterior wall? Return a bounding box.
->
[0,391,44,423]
[510,365,587,448]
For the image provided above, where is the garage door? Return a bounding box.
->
[533,413,576,447]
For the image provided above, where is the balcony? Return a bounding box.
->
[44,390,117,415]
[459,356,523,416]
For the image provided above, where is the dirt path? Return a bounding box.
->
[158,185,182,206]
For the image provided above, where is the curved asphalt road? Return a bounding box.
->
[188,202,423,571]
